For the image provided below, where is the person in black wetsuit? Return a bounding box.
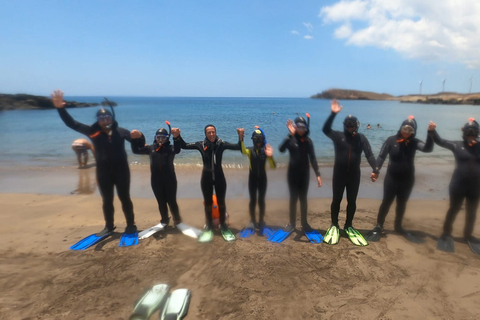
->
[365,116,434,243]
[241,128,277,231]
[130,125,182,227]
[322,99,378,242]
[430,119,480,252]
[176,124,243,232]
[279,116,322,232]
[51,90,136,235]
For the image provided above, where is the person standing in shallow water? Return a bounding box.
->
[429,119,480,255]
[322,99,378,246]
[365,116,434,243]
[51,90,137,236]
[175,124,244,242]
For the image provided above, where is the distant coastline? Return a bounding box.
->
[312,88,480,105]
[0,93,117,111]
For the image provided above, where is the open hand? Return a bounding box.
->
[331,99,342,114]
[51,90,65,108]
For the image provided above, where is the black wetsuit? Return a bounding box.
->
[433,130,480,239]
[57,108,135,229]
[178,136,241,227]
[131,134,181,225]
[241,142,276,225]
[375,133,434,230]
[323,112,377,228]
[279,134,321,227]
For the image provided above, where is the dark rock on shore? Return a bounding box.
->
[0,93,117,111]
[311,89,396,101]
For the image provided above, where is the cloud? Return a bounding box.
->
[303,22,314,33]
[304,35,314,40]
[291,30,300,35]
[320,0,480,68]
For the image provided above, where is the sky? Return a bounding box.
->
[1,0,480,97]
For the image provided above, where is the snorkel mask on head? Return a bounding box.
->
[101,97,116,130]
[399,115,417,138]
[462,118,480,140]
[252,126,266,147]
[294,113,310,135]
[344,115,360,134]
[153,121,172,144]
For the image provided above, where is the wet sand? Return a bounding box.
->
[1,164,479,319]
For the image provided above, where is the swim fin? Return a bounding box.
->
[302,225,323,244]
[467,237,480,256]
[138,223,165,240]
[268,225,294,243]
[220,227,236,242]
[399,231,425,244]
[176,223,202,239]
[70,227,114,250]
[238,222,256,238]
[260,226,276,238]
[365,224,383,242]
[160,289,191,320]
[345,226,368,246]
[129,283,170,320]
[437,234,455,253]
[119,226,139,247]
[323,225,340,245]
[198,228,214,243]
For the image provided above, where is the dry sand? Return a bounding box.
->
[0,165,479,320]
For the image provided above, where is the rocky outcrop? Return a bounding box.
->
[0,94,117,111]
[311,89,396,100]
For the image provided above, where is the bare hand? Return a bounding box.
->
[371,172,378,182]
[130,130,142,139]
[51,90,65,108]
[331,99,342,114]
[265,144,273,157]
[287,119,296,135]
[317,176,322,187]
[237,128,245,141]
[428,121,437,131]
[171,127,180,138]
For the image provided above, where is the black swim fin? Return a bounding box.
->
[437,234,455,253]
[467,237,480,256]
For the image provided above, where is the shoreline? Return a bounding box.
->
[0,162,454,200]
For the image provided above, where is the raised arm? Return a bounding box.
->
[130,130,150,155]
[51,90,91,135]
[430,121,456,152]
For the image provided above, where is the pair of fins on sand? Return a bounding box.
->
[237,223,368,246]
[69,222,201,250]
[129,284,190,320]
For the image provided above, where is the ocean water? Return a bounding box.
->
[1,96,478,169]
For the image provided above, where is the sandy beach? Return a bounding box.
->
[1,165,480,319]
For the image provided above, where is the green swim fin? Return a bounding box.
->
[220,228,236,242]
[198,229,214,243]
[324,225,340,245]
[160,289,191,320]
[129,283,170,320]
[345,226,368,246]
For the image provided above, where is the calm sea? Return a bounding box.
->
[1,96,478,169]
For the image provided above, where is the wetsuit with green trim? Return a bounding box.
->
[241,141,276,226]
[323,112,378,228]
[375,131,434,230]
[177,135,241,228]
[57,108,135,230]
[432,130,480,239]
[131,133,181,225]
[279,134,321,228]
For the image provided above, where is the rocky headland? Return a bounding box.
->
[312,89,480,105]
[0,94,117,111]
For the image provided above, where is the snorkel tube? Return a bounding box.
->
[306,113,310,133]
[103,97,116,129]
[254,125,267,145]
[165,120,172,139]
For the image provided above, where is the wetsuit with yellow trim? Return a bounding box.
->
[375,121,434,232]
[176,129,241,229]
[279,127,321,228]
[57,108,135,231]
[323,111,378,228]
[432,128,480,240]
[241,140,276,226]
[131,132,181,225]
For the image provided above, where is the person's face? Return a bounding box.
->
[98,115,113,130]
[205,126,216,142]
[295,123,307,137]
[156,134,168,145]
[464,128,478,143]
[400,125,414,139]
[344,120,357,134]
[253,137,264,148]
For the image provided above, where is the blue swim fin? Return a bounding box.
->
[70,227,115,250]
[119,226,139,247]
[238,222,256,238]
[303,226,323,244]
[268,225,294,243]
[261,227,276,238]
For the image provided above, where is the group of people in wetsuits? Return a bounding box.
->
[51,90,480,253]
